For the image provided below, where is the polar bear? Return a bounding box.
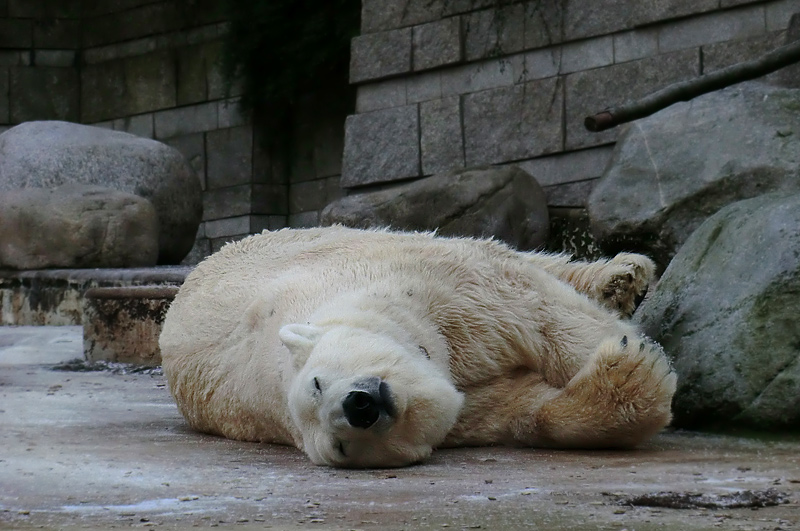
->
[160,226,676,468]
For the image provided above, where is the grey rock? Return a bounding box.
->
[321,165,549,250]
[588,82,800,270]
[0,184,159,269]
[0,121,202,264]
[635,192,800,431]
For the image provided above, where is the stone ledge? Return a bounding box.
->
[83,285,180,366]
[0,266,191,326]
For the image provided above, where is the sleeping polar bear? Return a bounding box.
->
[160,226,676,468]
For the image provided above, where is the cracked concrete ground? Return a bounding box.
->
[1,326,799,530]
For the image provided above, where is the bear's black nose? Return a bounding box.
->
[343,377,394,429]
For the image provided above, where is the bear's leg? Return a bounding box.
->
[519,335,676,448]
[443,336,675,449]
[524,253,655,317]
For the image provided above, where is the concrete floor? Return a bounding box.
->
[1,326,799,530]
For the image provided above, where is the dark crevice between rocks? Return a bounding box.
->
[619,489,790,509]
[52,358,163,376]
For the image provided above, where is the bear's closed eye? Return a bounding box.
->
[313,377,322,393]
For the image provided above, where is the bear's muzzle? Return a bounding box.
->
[343,377,395,429]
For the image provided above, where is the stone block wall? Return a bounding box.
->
[343,0,800,254]
[0,0,352,264]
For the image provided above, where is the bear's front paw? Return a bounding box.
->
[598,253,656,317]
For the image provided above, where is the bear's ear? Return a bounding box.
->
[279,323,324,360]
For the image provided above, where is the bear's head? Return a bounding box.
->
[280,323,463,468]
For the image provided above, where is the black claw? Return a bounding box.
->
[621,335,628,347]
[639,342,646,352]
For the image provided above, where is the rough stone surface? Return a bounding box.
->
[587,82,800,270]
[0,184,159,270]
[0,121,203,264]
[83,286,179,366]
[341,105,420,187]
[322,165,549,251]
[636,193,800,431]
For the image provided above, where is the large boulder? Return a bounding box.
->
[635,192,800,431]
[0,184,159,269]
[321,166,549,251]
[0,121,202,264]
[587,82,800,270]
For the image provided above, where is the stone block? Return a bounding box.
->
[524,0,565,49]
[9,0,81,18]
[205,41,231,100]
[289,101,318,184]
[33,50,77,67]
[0,68,8,123]
[177,45,208,106]
[288,211,320,228]
[113,113,154,139]
[440,57,517,97]
[164,132,205,189]
[0,18,31,48]
[350,27,412,83]
[252,131,284,185]
[83,286,178,366]
[564,48,699,151]
[658,4,766,53]
[0,51,29,66]
[341,104,421,188]
[206,125,253,189]
[420,96,465,175]
[407,71,442,103]
[766,0,800,31]
[520,48,560,81]
[83,2,181,48]
[82,51,177,123]
[203,185,252,221]
[413,17,462,71]
[543,179,596,208]
[218,98,248,128]
[701,31,786,75]
[10,66,79,122]
[614,28,659,63]
[153,101,217,139]
[560,35,614,74]
[463,76,563,167]
[357,79,408,112]
[463,3,524,62]
[180,236,211,266]
[33,18,80,48]
[203,183,287,220]
[564,0,718,41]
[517,146,615,187]
[313,116,346,180]
[81,37,158,65]
[210,233,249,253]
[204,216,250,239]
[252,184,288,215]
[326,175,343,204]
[361,0,444,34]
[289,179,329,214]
